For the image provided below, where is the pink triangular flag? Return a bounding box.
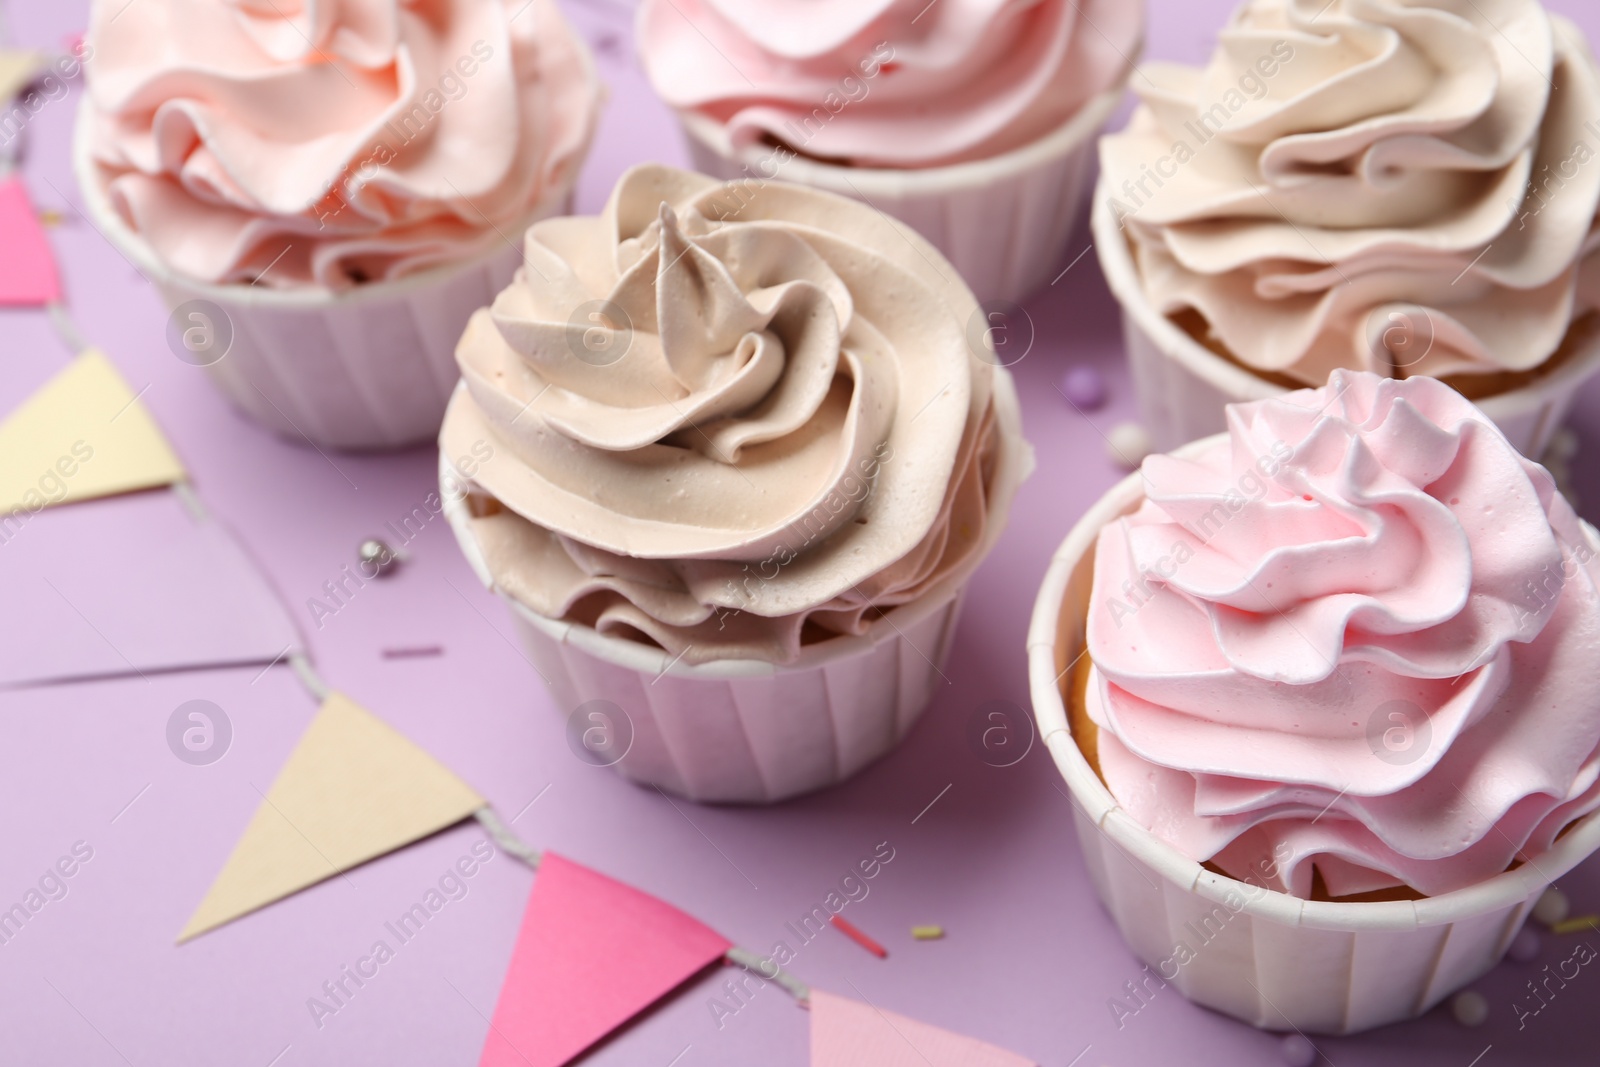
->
[810,989,1037,1067]
[479,852,732,1067]
[0,177,60,305]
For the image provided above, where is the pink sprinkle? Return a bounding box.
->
[830,915,887,959]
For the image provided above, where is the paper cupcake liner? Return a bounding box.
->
[441,371,1030,804]
[678,85,1125,306]
[72,105,581,452]
[1091,182,1600,460]
[1027,447,1600,1034]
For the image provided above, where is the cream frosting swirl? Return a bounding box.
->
[635,0,1140,168]
[440,164,1017,664]
[1100,0,1600,385]
[1083,370,1600,898]
[83,0,599,290]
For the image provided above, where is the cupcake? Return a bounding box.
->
[635,0,1141,304]
[1029,370,1600,1033]
[75,0,600,450]
[1095,0,1600,458]
[440,164,1029,803]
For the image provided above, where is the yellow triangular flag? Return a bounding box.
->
[0,50,43,105]
[0,349,185,513]
[179,692,486,942]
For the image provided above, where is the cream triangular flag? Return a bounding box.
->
[0,349,185,513]
[179,692,486,942]
[0,50,43,105]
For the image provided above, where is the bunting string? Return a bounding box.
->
[0,57,1042,1060]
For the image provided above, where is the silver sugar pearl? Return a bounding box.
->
[358,538,399,577]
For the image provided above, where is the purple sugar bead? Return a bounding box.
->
[1509,925,1542,963]
[1060,366,1107,410]
[1280,1034,1317,1067]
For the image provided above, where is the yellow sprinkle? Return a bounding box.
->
[1551,915,1600,935]
[38,209,63,227]
[911,925,944,941]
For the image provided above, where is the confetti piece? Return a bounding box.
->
[1550,915,1599,936]
[829,915,887,958]
[910,925,944,941]
[382,646,444,660]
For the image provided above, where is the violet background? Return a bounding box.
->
[2,0,1598,1064]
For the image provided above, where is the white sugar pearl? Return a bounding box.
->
[1452,990,1489,1027]
[1107,422,1152,470]
[1533,887,1570,927]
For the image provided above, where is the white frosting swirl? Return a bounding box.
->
[440,165,1017,663]
[1100,0,1600,385]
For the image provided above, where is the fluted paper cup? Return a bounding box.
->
[1027,443,1600,1034]
[72,106,582,452]
[1092,183,1600,460]
[442,373,1029,804]
[678,84,1125,306]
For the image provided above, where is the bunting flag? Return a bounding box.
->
[0,175,61,304]
[0,348,184,512]
[0,48,42,105]
[0,491,301,688]
[179,693,485,941]
[479,852,732,1067]
[810,989,1036,1067]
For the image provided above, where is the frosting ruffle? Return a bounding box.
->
[636,0,1140,168]
[84,0,600,290]
[1084,370,1600,897]
[440,165,1013,664]
[1100,0,1600,384]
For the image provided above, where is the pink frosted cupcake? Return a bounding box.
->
[1030,370,1600,1032]
[1095,0,1600,457]
[635,0,1141,303]
[440,165,1029,803]
[75,0,600,449]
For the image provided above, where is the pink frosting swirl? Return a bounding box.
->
[83,0,599,290]
[635,0,1140,168]
[1084,370,1600,898]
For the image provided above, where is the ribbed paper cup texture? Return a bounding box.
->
[1027,443,1600,1034]
[442,373,1030,804]
[1092,182,1600,460]
[72,104,582,452]
[678,84,1125,306]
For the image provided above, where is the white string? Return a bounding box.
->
[171,481,210,522]
[725,945,810,1005]
[46,301,88,354]
[28,227,815,1011]
[474,806,541,869]
[289,651,330,702]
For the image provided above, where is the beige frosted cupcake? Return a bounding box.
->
[440,164,1029,803]
[76,0,600,450]
[1030,370,1600,1033]
[1095,0,1600,457]
[635,0,1141,304]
